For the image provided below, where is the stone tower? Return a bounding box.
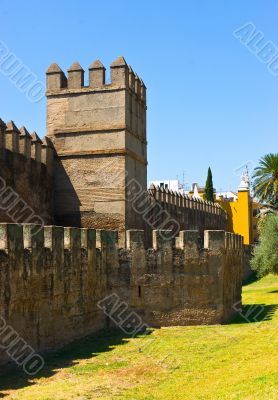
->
[46,56,147,242]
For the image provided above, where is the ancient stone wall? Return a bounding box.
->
[46,57,147,242]
[0,224,106,369]
[145,185,227,245]
[0,120,53,225]
[45,57,228,247]
[110,229,242,327]
[0,223,243,369]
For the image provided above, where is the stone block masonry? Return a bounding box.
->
[0,223,243,369]
[145,185,227,245]
[0,119,54,226]
[44,56,228,247]
[0,56,246,372]
[46,57,147,243]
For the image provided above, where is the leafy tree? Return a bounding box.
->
[204,167,214,202]
[251,213,278,276]
[252,153,278,209]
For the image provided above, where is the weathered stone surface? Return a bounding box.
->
[0,226,243,369]
[46,60,147,244]
[0,148,53,225]
[0,58,243,373]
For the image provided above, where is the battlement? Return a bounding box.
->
[0,223,243,367]
[0,119,54,174]
[46,57,147,235]
[148,184,225,215]
[0,223,242,258]
[145,185,227,244]
[46,56,146,104]
[0,120,54,226]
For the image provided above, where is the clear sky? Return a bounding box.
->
[0,0,277,191]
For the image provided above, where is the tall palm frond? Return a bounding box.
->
[252,153,278,208]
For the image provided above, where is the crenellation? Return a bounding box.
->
[177,192,182,207]
[89,59,106,87]
[178,230,200,258]
[204,230,225,251]
[64,227,82,274]
[0,223,24,269]
[169,189,173,205]
[153,229,173,250]
[128,65,135,91]
[160,186,166,203]
[173,191,178,206]
[31,131,42,162]
[44,225,64,257]
[5,120,20,152]
[23,224,45,273]
[134,73,141,98]
[140,78,146,104]
[230,232,235,249]
[110,56,129,87]
[126,229,144,250]
[236,234,241,249]
[46,62,67,90]
[18,125,32,158]
[146,186,227,243]
[0,119,52,175]
[68,61,84,89]
[46,58,146,96]
[41,136,54,173]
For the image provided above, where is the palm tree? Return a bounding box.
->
[252,153,278,209]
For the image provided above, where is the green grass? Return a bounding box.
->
[1,274,278,399]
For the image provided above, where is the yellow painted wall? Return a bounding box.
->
[217,190,253,245]
[189,186,258,244]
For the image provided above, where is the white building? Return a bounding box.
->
[148,179,185,194]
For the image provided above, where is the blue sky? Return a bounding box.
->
[0,0,277,191]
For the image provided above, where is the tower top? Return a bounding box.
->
[46,63,63,74]
[238,167,250,192]
[45,57,146,104]
[89,59,105,70]
[110,55,127,67]
[68,61,84,72]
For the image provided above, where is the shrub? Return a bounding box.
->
[251,212,278,276]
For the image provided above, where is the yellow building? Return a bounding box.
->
[189,173,260,245]
[217,174,253,245]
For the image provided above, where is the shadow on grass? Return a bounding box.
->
[0,328,151,397]
[242,272,258,286]
[269,289,278,293]
[231,303,278,324]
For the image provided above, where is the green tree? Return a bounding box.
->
[204,167,214,202]
[251,213,278,276]
[252,153,278,209]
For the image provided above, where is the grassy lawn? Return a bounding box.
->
[1,274,277,400]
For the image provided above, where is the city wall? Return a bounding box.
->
[144,185,227,245]
[0,120,53,225]
[0,223,243,369]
